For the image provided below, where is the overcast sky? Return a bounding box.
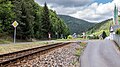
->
[35,0,120,23]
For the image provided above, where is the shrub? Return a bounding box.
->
[87,35,99,39]
[116,28,120,35]
[102,31,107,39]
[67,35,73,39]
[93,35,99,39]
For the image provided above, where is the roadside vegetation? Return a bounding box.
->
[0,0,70,42]
[87,18,113,37]
[56,35,88,41]
[75,42,87,57]
[116,28,120,35]
[56,38,87,41]
[0,41,57,54]
[72,42,87,65]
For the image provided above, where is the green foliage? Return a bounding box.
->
[74,48,81,57]
[74,42,87,57]
[116,28,120,35]
[87,18,113,35]
[67,35,73,39]
[102,31,107,39]
[0,1,15,33]
[59,15,95,34]
[41,3,52,39]
[0,0,70,40]
[88,35,99,39]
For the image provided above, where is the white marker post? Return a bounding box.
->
[12,21,18,43]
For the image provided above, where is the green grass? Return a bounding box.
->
[92,30,109,36]
[0,41,57,54]
[87,19,113,36]
[74,42,87,57]
[0,37,87,55]
[73,42,87,67]
[74,48,82,57]
[0,39,12,44]
[80,42,87,48]
[0,35,13,44]
[72,61,77,65]
[56,38,88,41]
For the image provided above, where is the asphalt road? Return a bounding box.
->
[80,40,120,67]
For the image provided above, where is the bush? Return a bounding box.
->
[67,35,73,39]
[93,35,99,39]
[102,31,107,39]
[116,28,120,35]
[87,35,99,39]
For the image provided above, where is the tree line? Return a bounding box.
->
[0,0,70,40]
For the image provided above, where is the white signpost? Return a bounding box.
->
[12,21,18,43]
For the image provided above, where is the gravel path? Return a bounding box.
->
[6,43,80,67]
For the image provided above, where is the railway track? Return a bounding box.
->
[0,42,71,66]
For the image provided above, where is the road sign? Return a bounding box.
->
[12,21,18,43]
[12,21,18,28]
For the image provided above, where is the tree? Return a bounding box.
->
[0,0,70,40]
[12,0,35,40]
[21,0,35,40]
[34,4,43,39]
[102,31,107,39]
[49,10,70,38]
[0,1,15,33]
[12,0,23,39]
[41,3,52,39]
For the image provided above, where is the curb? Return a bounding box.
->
[113,40,120,51]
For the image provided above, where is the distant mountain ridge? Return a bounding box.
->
[87,16,120,36]
[58,15,96,34]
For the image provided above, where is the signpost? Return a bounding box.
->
[12,21,18,43]
[55,32,58,39]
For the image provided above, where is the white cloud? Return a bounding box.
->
[35,0,120,23]
[70,0,120,22]
[51,6,84,15]
[35,0,93,7]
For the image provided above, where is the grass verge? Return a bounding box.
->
[72,42,87,66]
[56,38,87,41]
[74,42,87,57]
[0,41,57,54]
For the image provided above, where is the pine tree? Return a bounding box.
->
[41,3,52,39]
[0,0,70,40]
[21,0,35,40]
[34,4,43,39]
[12,0,23,39]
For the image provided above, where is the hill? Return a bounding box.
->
[0,0,69,42]
[58,15,96,34]
[87,17,120,36]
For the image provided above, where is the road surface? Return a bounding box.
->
[80,40,120,67]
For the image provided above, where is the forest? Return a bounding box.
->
[0,0,70,41]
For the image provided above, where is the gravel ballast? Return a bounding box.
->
[6,43,81,67]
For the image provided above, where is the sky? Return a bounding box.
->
[35,0,120,23]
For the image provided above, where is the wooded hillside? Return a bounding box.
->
[0,0,70,40]
[59,15,95,34]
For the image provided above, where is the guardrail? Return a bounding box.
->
[113,34,120,47]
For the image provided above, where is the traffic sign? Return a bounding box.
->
[12,21,18,28]
[12,21,18,43]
